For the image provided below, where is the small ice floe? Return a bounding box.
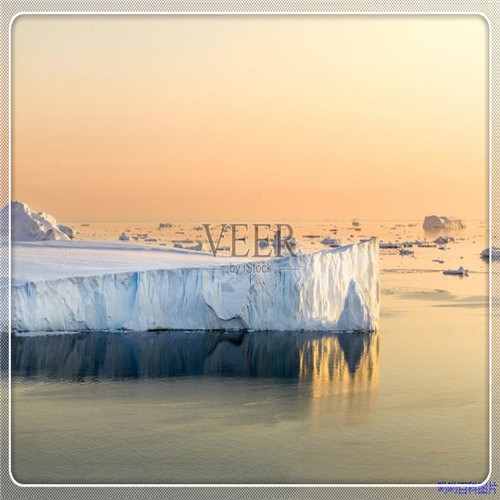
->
[480,247,500,261]
[321,237,341,247]
[399,248,414,256]
[379,241,400,249]
[434,236,454,245]
[118,232,129,241]
[158,223,172,229]
[433,259,445,264]
[187,241,203,251]
[173,240,202,251]
[443,266,469,277]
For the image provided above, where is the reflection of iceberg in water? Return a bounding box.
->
[299,333,379,398]
[12,331,380,394]
[299,333,379,424]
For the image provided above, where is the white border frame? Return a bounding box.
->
[6,10,493,489]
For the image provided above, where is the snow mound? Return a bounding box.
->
[2,201,73,241]
[12,239,380,333]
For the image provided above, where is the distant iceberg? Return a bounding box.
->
[12,239,380,333]
[423,215,465,231]
[1,201,74,241]
[480,247,500,261]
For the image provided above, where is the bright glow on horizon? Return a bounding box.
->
[12,15,488,222]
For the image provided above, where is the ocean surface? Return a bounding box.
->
[11,219,490,484]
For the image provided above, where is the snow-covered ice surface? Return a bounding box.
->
[12,239,379,333]
[12,240,247,283]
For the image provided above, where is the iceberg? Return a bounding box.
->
[480,247,500,261]
[2,201,73,241]
[12,239,379,333]
[423,215,465,232]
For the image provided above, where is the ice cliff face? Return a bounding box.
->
[2,201,73,241]
[12,239,379,333]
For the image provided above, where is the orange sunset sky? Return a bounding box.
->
[13,15,488,222]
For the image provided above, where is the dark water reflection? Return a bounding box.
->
[13,330,379,387]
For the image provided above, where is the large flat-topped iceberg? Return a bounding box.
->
[12,239,379,333]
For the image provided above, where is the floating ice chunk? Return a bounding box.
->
[434,236,454,245]
[118,232,130,241]
[379,241,400,249]
[423,215,465,231]
[173,240,203,251]
[182,241,203,251]
[321,237,341,247]
[480,247,500,261]
[443,267,468,277]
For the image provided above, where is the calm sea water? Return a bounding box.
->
[11,220,490,484]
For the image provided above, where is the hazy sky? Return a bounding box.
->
[13,15,488,222]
